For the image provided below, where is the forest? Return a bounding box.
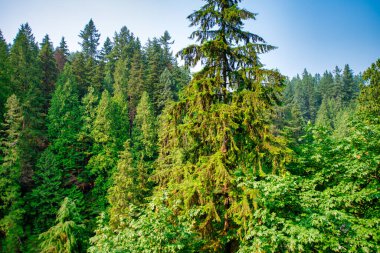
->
[0,0,379,252]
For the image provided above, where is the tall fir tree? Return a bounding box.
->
[99,37,113,62]
[79,19,100,59]
[54,37,69,72]
[159,30,174,68]
[127,49,145,132]
[0,95,24,252]
[107,141,148,229]
[29,65,85,232]
[9,23,44,188]
[87,90,119,213]
[155,67,175,114]
[155,0,289,250]
[342,64,358,103]
[132,91,157,159]
[39,197,85,253]
[145,38,165,115]
[39,34,59,113]
[0,30,11,122]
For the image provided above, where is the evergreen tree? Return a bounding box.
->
[159,30,174,68]
[332,66,344,100]
[79,19,100,59]
[29,65,85,232]
[359,58,380,121]
[145,38,165,114]
[318,71,334,100]
[87,90,119,213]
[9,23,44,188]
[54,37,69,72]
[107,141,148,229]
[342,64,358,103]
[315,97,333,130]
[39,197,85,253]
[156,67,175,114]
[127,49,145,131]
[0,95,24,252]
[0,30,11,122]
[155,0,288,250]
[133,92,157,159]
[71,52,96,97]
[39,34,59,113]
[112,58,129,143]
[99,37,113,62]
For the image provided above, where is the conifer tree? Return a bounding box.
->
[145,38,165,114]
[0,30,11,122]
[71,52,95,97]
[155,0,288,250]
[133,92,157,159]
[9,23,44,188]
[112,58,129,143]
[315,97,333,130]
[107,141,148,229]
[318,71,334,99]
[342,64,358,103]
[332,66,343,100]
[359,58,380,121]
[0,95,24,252]
[87,90,119,212]
[54,37,69,72]
[79,19,100,59]
[99,37,113,62]
[39,197,85,253]
[39,34,59,112]
[127,49,145,130]
[159,30,174,68]
[156,67,175,114]
[30,65,85,231]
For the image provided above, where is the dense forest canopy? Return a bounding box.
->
[0,0,379,252]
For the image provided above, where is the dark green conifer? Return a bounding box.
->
[79,19,100,59]
[0,30,11,122]
[39,197,85,253]
[0,94,24,252]
[39,34,59,112]
[54,37,69,72]
[9,23,44,187]
[155,0,289,249]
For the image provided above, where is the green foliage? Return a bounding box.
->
[133,92,157,159]
[54,37,69,72]
[0,30,11,122]
[29,65,85,232]
[1,5,378,253]
[0,94,24,252]
[89,200,200,253]
[107,141,149,229]
[87,90,120,213]
[156,0,289,250]
[39,34,58,110]
[79,19,100,59]
[239,119,380,252]
[9,23,44,188]
[360,58,380,121]
[39,197,85,253]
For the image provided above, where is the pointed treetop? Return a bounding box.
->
[79,19,100,59]
[59,37,69,56]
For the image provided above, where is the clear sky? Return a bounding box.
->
[0,0,379,77]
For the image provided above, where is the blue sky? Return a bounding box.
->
[0,0,379,77]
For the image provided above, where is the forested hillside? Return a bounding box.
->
[0,0,379,252]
